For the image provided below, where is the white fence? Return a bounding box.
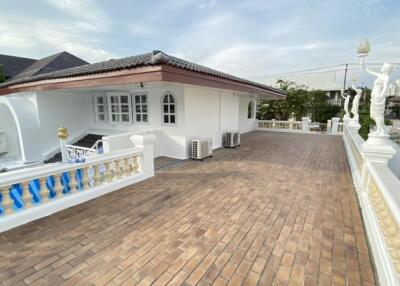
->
[343,123,400,286]
[257,117,343,134]
[66,144,97,160]
[0,134,155,233]
[258,119,303,132]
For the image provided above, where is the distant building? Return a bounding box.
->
[0,51,88,81]
[251,71,343,105]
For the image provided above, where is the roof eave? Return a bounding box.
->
[0,64,286,98]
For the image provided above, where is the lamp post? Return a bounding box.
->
[57,126,69,162]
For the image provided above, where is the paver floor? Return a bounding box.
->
[0,131,376,286]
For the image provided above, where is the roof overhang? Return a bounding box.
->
[0,65,286,99]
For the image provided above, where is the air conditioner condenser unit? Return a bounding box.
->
[224,131,240,148]
[191,138,213,160]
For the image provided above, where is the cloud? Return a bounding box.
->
[44,0,110,31]
[128,24,156,36]
[0,17,116,62]
[199,0,216,9]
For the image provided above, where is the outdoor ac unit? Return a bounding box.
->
[224,131,240,148]
[191,138,213,160]
[0,131,8,155]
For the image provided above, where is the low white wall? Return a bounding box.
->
[343,124,400,286]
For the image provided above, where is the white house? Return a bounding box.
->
[0,50,285,168]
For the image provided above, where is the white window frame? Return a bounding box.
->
[133,93,149,124]
[94,94,107,123]
[107,92,132,125]
[161,92,177,125]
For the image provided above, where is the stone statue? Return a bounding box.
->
[360,57,394,135]
[342,92,351,120]
[351,83,363,121]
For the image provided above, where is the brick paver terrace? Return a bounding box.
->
[0,131,376,286]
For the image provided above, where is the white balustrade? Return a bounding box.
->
[66,145,97,160]
[343,122,400,286]
[0,133,155,233]
[257,120,303,132]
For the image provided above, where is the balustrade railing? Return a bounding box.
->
[337,122,344,133]
[257,120,303,131]
[343,123,400,285]
[0,147,147,232]
[66,145,97,160]
[257,118,344,135]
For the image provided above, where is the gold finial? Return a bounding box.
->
[57,126,69,140]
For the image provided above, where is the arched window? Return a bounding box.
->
[248,100,254,119]
[162,93,176,124]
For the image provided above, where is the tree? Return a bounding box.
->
[0,65,5,83]
[257,79,341,122]
[309,90,340,122]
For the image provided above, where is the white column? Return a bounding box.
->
[60,138,68,162]
[331,117,340,134]
[130,133,156,179]
[301,117,310,132]
[327,120,332,133]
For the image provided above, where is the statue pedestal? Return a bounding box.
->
[347,119,361,131]
[362,133,396,164]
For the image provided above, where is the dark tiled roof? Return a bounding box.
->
[0,54,36,79]
[0,50,285,96]
[12,51,89,80]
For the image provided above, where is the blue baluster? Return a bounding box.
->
[46,176,57,199]
[10,184,24,211]
[28,179,42,204]
[61,172,71,194]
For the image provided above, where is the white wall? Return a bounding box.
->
[0,104,21,160]
[220,91,240,134]
[184,86,242,158]
[239,97,257,133]
[184,87,221,151]
[89,82,187,159]
[36,91,93,159]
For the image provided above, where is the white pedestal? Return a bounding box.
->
[362,133,396,164]
[347,119,361,131]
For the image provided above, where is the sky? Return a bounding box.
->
[0,0,399,82]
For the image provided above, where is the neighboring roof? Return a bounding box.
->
[11,51,89,80]
[0,54,36,78]
[0,50,286,97]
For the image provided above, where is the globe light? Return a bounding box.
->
[357,39,370,57]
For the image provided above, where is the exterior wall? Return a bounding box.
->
[0,103,21,160]
[3,81,258,163]
[0,93,42,162]
[239,97,257,133]
[184,86,221,151]
[184,86,243,158]
[36,91,93,159]
[89,82,187,159]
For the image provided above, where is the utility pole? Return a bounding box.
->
[343,63,348,96]
[341,63,348,108]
